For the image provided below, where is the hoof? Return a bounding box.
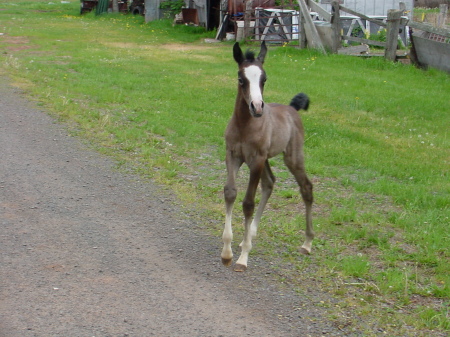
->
[299,247,311,255]
[234,264,247,272]
[221,258,233,267]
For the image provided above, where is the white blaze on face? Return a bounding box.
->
[244,65,264,114]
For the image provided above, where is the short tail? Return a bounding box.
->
[290,93,309,111]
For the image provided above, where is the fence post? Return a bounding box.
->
[244,0,253,40]
[112,0,119,12]
[219,0,227,27]
[384,9,403,62]
[330,1,341,53]
[298,8,307,48]
[144,0,160,22]
[437,4,448,28]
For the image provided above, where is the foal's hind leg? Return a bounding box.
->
[235,161,275,271]
[284,152,314,254]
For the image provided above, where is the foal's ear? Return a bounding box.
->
[233,42,244,65]
[257,41,267,63]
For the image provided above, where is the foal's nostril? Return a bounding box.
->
[250,100,264,117]
[250,101,263,110]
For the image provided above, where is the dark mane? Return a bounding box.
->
[244,50,256,62]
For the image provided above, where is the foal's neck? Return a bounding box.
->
[233,90,252,123]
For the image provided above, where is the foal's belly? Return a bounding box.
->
[267,143,288,159]
[267,130,291,158]
[235,130,290,161]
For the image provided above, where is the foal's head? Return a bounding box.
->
[233,42,267,118]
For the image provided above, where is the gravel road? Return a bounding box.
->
[0,78,345,337]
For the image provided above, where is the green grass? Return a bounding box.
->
[1,1,449,335]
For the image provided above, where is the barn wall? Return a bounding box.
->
[191,0,208,26]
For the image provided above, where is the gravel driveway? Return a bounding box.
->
[0,78,344,336]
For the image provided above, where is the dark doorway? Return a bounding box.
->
[208,0,221,30]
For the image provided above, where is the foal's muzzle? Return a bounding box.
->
[250,100,265,118]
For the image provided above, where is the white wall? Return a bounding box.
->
[320,0,414,19]
[192,0,207,26]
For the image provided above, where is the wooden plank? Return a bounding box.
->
[408,21,450,38]
[338,44,369,55]
[297,0,326,53]
[343,19,357,43]
[277,12,292,40]
[343,35,386,47]
[215,13,229,40]
[260,14,275,41]
[339,5,387,28]
[308,1,331,22]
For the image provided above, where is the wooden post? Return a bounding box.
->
[219,0,227,26]
[244,0,253,40]
[437,4,448,28]
[145,0,160,22]
[112,0,119,12]
[384,9,403,62]
[330,1,341,53]
[298,6,307,48]
[297,0,326,53]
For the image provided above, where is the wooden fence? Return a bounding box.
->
[237,0,450,62]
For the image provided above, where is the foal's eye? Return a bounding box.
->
[238,77,244,85]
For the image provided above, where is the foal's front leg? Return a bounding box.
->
[222,154,242,266]
[235,160,265,271]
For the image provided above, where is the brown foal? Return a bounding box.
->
[221,42,314,271]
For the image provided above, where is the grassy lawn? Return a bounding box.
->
[1,1,449,335]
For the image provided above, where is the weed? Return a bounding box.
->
[416,306,450,331]
[340,254,371,278]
